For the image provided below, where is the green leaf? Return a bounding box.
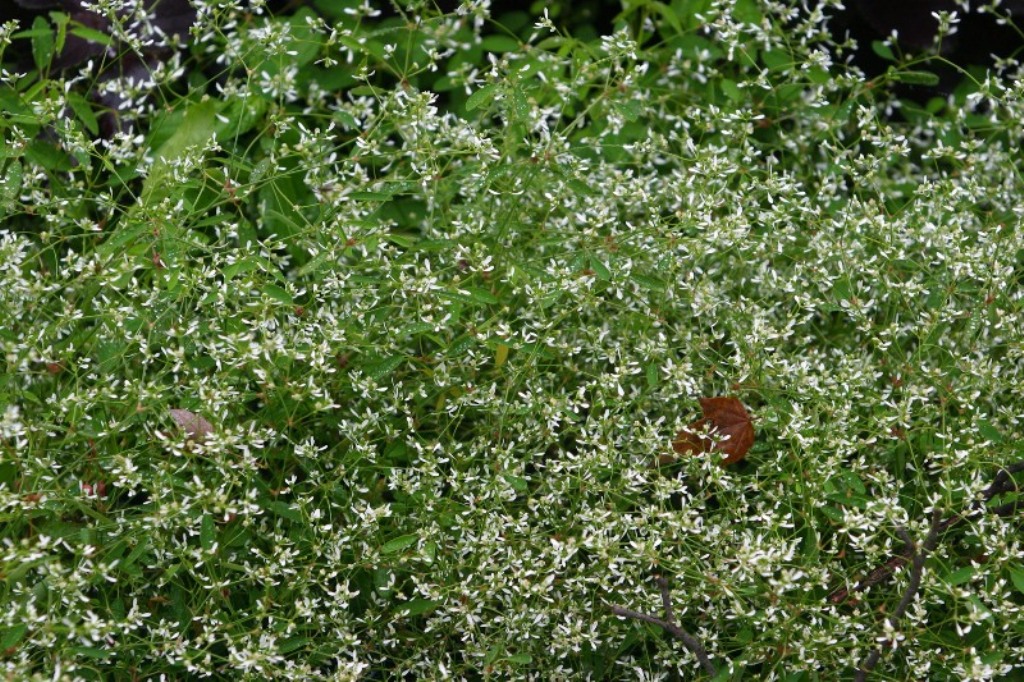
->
[840,471,866,495]
[943,565,975,587]
[267,500,303,523]
[976,418,1003,443]
[495,342,509,367]
[464,286,499,305]
[649,1,683,34]
[1,623,27,650]
[466,83,498,111]
[439,290,486,306]
[262,284,294,305]
[31,16,53,73]
[96,341,127,373]
[121,539,150,574]
[536,36,571,51]
[294,249,338,278]
[96,221,150,259]
[141,100,216,205]
[871,41,896,62]
[333,108,359,129]
[367,355,404,381]
[200,514,216,552]
[278,636,311,654]
[1009,566,1024,595]
[720,78,743,103]
[349,191,393,201]
[68,23,114,48]
[66,91,99,136]
[630,273,666,292]
[381,533,418,554]
[967,595,993,621]
[503,474,528,493]
[0,161,22,215]
[732,0,762,24]
[446,334,476,357]
[821,505,844,523]
[611,99,643,121]
[566,178,596,196]
[396,598,439,617]
[480,35,520,52]
[509,87,530,119]
[26,140,73,172]
[250,158,273,185]
[70,646,112,660]
[807,66,830,85]
[215,95,267,139]
[387,233,417,248]
[761,48,791,71]
[833,275,853,301]
[401,321,435,337]
[284,9,320,67]
[506,653,533,664]
[49,10,69,54]
[645,363,658,389]
[888,67,940,87]
[222,257,266,280]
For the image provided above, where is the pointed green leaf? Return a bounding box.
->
[977,419,1003,443]
[943,565,975,587]
[1,623,27,650]
[66,92,99,135]
[397,598,439,617]
[200,514,215,551]
[1009,567,1024,595]
[267,500,303,523]
[888,67,939,87]
[31,16,53,73]
[381,533,418,554]
[871,41,896,62]
[262,284,293,305]
[646,363,658,389]
[278,636,311,654]
[466,83,498,111]
[465,287,499,305]
[141,100,216,205]
[367,356,404,381]
[480,35,520,52]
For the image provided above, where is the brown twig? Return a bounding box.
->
[854,510,943,681]
[609,574,718,677]
[829,461,1023,605]
[828,544,913,605]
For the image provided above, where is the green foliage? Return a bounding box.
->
[1,1,1024,679]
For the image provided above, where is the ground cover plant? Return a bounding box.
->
[2,0,1024,679]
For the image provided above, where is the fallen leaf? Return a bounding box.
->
[169,408,214,442]
[670,396,754,466]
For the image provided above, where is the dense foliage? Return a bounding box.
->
[2,0,1023,679]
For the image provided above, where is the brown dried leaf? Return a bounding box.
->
[169,408,214,442]
[670,396,754,466]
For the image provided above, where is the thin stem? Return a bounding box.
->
[609,574,718,678]
[830,460,1023,604]
[854,510,943,682]
[656,574,676,625]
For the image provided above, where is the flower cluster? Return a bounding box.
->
[1,0,1023,679]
